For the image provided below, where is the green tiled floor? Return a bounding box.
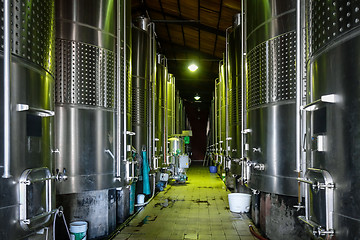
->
[113,163,258,240]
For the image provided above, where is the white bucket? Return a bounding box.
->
[70,221,88,240]
[228,193,251,213]
[137,194,145,204]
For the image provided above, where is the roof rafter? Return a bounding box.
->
[177,0,186,47]
[158,39,221,61]
[158,0,175,59]
[212,0,224,56]
[146,7,226,37]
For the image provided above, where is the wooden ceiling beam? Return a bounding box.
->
[158,0,175,59]
[146,7,226,37]
[158,39,221,61]
[212,0,224,56]
[177,0,186,47]
[198,0,200,51]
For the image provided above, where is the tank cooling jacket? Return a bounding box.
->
[304,0,360,238]
[245,0,298,196]
[0,0,55,238]
[55,0,119,194]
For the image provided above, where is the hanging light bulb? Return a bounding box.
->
[194,93,200,101]
[188,64,198,72]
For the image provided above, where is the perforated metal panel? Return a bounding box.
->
[310,0,360,54]
[0,0,55,75]
[247,31,297,110]
[237,82,242,120]
[231,87,236,124]
[55,39,116,109]
[132,87,146,123]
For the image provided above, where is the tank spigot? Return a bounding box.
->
[253,163,265,171]
[56,168,68,182]
[247,161,265,171]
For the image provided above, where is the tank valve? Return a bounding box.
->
[253,163,265,171]
[56,168,68,182]
[247,161,265,171]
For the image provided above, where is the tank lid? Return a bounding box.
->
[136,16,150,31]
[157,53,164,64]
[233,13,241,28]
[169,137,179,141]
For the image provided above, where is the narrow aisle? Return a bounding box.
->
[113,163,257,240]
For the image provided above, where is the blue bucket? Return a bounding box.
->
[209,166,217,173]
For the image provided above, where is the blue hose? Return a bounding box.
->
[130,182,136,214]
[142,150,151,195]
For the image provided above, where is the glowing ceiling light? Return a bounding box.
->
[194,94,200,101]
[188,64,198,72]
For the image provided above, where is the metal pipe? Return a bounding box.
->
[123,0,128,172]
[116,0,129,178]
[163,67,168,165]
[151,23,156,169]
[295,0,302,175]
[3,0,11,178]
[147,22,152,168]
[115,0,122,179]
[218,61,223,155]
[241,0,246,182]
[172,77,175,135]
[295,0,302,204]
[225,26,232,158]
[214,79,218,155]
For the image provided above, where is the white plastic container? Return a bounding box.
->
[137,194,145,204]
[70,221,88,240]
[228,193,251,213]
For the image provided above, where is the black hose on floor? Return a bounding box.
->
[107,206,144,240]
[108,189,160,240]
[249,225,268,240]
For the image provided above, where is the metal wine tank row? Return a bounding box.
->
[0,0,57,238]
[245,1,308,239]
[298,0,360,238]
[214,78,219,158]
[155,54,168,167]
[132,17,150,155]
[54,0,131,238]
[167,73,176,140]
[245,0,297,196]
[219,62,227,175]
[175,90,184,135]
[208,95,215,156]
[226,13,243,191]
[116,0,133,225]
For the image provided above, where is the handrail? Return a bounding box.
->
[3,0,11,178]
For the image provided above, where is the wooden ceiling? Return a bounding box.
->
[132,0,241,105]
